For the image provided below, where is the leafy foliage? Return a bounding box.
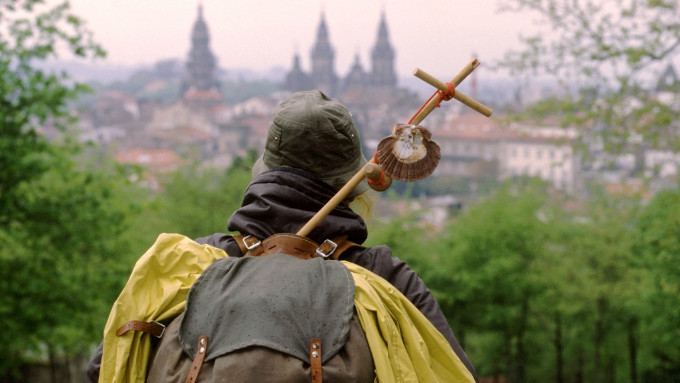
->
[364,178,680,382]
[498,0,680,152]
[0,147,148,375]
[1,0,104,220]
[0,0,142,377]
[437,181,549,381]
[634,189,680,381]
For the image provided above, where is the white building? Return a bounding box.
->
[501,123,580,193]
[433,113,509,179]
[432,113,581,193]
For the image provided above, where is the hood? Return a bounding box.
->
[227,168,368,245]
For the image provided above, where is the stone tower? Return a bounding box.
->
[284,53,314,93]
[343,53,367,95]
[370,11,397,88]
[310,12,338,96]
[182,4,221,104]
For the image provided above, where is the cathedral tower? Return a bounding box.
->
[284,53,314,92]
[343,53,367,95]
[182,4,221,104]
[310,13,338,96]
[370,11,397,88]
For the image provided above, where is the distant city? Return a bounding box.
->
[41,4,680,218]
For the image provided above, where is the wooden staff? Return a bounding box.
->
[297,159,381,237]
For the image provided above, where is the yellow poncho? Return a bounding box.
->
[99,234,227,383]
[100,233,474,383]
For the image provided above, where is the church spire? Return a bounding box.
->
[310,12,338,96]
[370,10,397,87]
[285,52,314,93]
[343,53,367,94]
[182,3,220,101]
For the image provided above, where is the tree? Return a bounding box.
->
[0,152,147,377]
[498,0,680,153]
[433,179,550,382]
[1,0,105,220]
[545,187,643,383]
[0,0,146,379]
[493,2,680,380]
[419,179,651,382]
[634,189,680,381]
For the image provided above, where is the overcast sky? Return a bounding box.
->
[64,0,539,80]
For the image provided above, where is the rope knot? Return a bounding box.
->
[438,82,456,101]
[407,82,457,123]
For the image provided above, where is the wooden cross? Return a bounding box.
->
[409,58,493,124]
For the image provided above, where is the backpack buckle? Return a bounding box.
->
[316,239,338,259]
[242,235,261,250]
[151,321,166,338]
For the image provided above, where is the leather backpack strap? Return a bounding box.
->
[231,233,247,255]
[184,335,209,383]
[309,338,322,383]
[232,233,264,256]
[234,232,362,260]
[319,235,362,260]
[116,320,166,338]
[259,233,320,259]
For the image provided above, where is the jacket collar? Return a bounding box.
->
[227,168,368,245]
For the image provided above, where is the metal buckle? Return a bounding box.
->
[316,239,338,259]
[242,235,261,250]
[151,321,166,338]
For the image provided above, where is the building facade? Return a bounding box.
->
[433,113,581,193]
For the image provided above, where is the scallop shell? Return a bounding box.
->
[376,124,440,182]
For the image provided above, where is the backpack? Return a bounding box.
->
[146,233,375,383]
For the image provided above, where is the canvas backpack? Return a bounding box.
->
[143,233,375,383]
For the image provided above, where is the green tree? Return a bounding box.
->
[423,179,649,382]
[634,189,680,381]
[498,0,680,153]
[1,0,104,220]
[0,151,147,375]
[542,187,643,383]
[434,179,550,382]
[1,0,102,210]
[365,209,436,275]
[0,0,149,379]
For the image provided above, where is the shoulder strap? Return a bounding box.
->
[231,233,361,260]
